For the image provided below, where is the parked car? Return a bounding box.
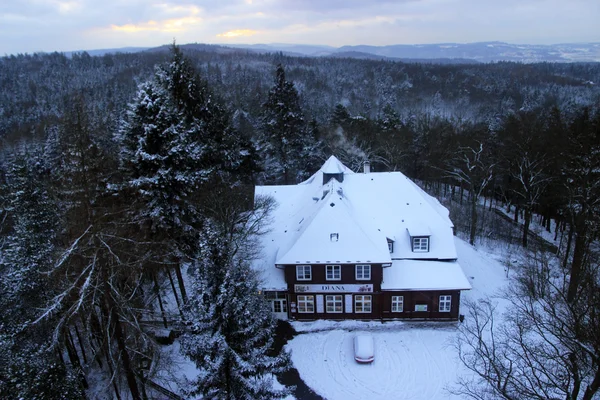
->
[353,334,374,363]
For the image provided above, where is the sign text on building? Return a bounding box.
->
[294,284,373,293]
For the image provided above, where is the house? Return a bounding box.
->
[253,155,471,321]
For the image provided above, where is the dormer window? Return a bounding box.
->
[387,238,394,253]
[323,172,344,185]
[330,233,339,242]
[412,236,430,252]
[406,225,431,253]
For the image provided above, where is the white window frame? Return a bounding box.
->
[326,264,341,281]
[355,264,371,280]
[391,295,404,312]
[272,299,287,313]
[296,265,312,281]
[439,295,451,312]
[412,236,430,252]
[297,295,314,313]
[325,295,343,313]
[355,295,372,313]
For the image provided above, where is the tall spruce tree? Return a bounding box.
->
[181,223,291,400]
[118,44,257,258]
[259,64,311,184]
[118,44,259,313]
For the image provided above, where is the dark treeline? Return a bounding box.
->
[0,45,599,399]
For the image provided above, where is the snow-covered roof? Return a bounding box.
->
[254,155,459,287]
[320,155,355,175]
[406,223,431,237]
[275,179,391,265]
[381,260,471,291]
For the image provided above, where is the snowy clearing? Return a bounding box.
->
[286,237,510,400]
[288,326,462,400]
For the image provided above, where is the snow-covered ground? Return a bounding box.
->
[286,237,509,400]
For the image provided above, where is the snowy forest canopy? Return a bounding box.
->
[1,44,600,399]
[1,44,600,144]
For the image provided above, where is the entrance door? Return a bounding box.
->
[265,291,288,320]
[272,299,288,320]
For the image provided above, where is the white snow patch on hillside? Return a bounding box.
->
[286,237,510,400]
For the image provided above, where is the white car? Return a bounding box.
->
[353,334,374,363]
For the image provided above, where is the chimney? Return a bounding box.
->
[363,160,371,174]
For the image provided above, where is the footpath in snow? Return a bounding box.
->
[286,237,509,400]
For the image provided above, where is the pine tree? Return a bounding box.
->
[259,64,309,184]
[118,44,257,257]
[0,151,85,400]
[181,224,291,400]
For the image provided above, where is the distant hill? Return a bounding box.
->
[335,42,600,63]
[65,47,149,57]
[329,51,479,64]
[65,41,600,63]
[224,42,600,63]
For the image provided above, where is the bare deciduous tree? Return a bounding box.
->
[445,141,495,245]
[453,251,600,400]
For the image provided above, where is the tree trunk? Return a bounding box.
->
[522,208,531,248]
[175,263,187,303]
[567,221,588,303]
[514,205,519,223]
[470,196,477,246]
[563,224,574,270]
[73,325,88,365]
[108,303,142,400]
[581,365,600,400]
[167,267,183,317]
[152,271,168,328]
[103,346,122,400]
[65,329,88,389]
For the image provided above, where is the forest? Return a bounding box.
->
[0,43,599,399]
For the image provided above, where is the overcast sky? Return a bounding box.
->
[2,0,599,54]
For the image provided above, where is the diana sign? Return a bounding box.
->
[294,284,373,293]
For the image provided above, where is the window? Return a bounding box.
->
[412,236,430,252]
[355,264,371,280]
[439,295,451,312]
[326,265,341,280]
[387,240,394,253]
[273,300,287,313]
[355,295,372,313]
[326,295,343,313]
[297,295,314,313]
[391,296,404,312]
[296,265,312,281]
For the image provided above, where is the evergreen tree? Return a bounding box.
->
[0,151,85,399]
[259,64,309,184]
[181,223,291,400]
[118,44,257,257]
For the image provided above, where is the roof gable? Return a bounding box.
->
[275,180,391,265]
[255,156,458,269]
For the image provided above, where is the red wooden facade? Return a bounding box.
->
[271,263,461,321]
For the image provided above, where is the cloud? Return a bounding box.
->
[108,4,203,33]
[1,0,599,54]
[217,29,258,38]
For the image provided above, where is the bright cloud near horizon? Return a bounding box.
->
[1,0,599,54]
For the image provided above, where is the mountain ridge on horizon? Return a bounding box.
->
[61,41,600,63]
